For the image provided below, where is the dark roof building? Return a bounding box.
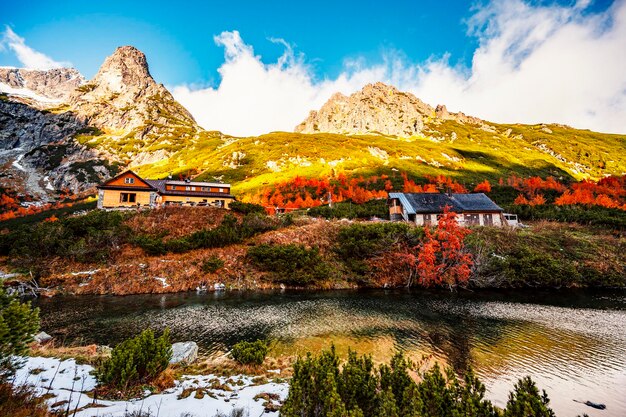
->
[388,192,504,227]
[97,170,235,209]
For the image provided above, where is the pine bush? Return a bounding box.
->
[504,376,556,417]
[282,347,550,417]
[97,328,172,393]
[0,286,40,381]
[230,340,268,366]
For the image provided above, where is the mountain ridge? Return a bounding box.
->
[295,82,485,137]
[0,46,625,205]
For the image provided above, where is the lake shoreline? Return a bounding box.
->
[29,287,626,416]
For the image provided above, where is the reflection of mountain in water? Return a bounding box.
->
[35,290,626,417]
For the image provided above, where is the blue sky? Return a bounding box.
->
[1,0,613,84]
[1,0,625,135]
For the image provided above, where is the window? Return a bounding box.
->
[186,186,191,191]
[191,187,196,191]
[202,186,209,191]
[120,193,136,203]
[124,177,135,184]
[171,185,176,190]
[219,188,224,193]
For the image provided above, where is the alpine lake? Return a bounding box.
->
[34,289,626,417]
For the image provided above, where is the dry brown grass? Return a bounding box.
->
[29,342,105,366]
[0,383,50,417]
[253,219,341,256]
[179,353,295,379]
[152,367,176,391]
[125,207,243,240]
[39,218,352,296]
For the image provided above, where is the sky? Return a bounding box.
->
[1,0,625,136]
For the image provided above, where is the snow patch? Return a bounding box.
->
[367,146,389,160]
[155,277,170,288]
[0,82,62,104]
[12,153,26,171]
[14,356,288,417]
[70,269,100,276]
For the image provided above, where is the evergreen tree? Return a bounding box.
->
[450,368,499,417]
[97,328,172,393]
[379,353,416,414]
[504,376,555,417]
[416,363,455,417]
[375,387,399,417]
[0,286,39,381]
[338,350,378,415]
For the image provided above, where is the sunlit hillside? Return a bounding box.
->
[128,120,626,199]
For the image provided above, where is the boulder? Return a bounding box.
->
[170,341,198,365]
[33,331,53,344]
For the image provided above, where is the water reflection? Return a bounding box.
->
[35,289,626,416]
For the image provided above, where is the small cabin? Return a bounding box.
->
[388,192,505,227]
[97,171,235,209]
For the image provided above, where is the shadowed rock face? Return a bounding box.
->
[295,82,483,137]
[0,67,85,102]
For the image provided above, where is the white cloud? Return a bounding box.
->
[172,31,381,137]
[177,0,626,136]
[1,26,70,70]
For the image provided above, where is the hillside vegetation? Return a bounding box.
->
[120,121,626,200]
[0,206,623,296]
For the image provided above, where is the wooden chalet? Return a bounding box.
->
[388,192,505,226]
[97,171,235,209]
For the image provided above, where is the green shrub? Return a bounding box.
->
[504,376,555,417]
[229,201,266,215]
[201,256,225,273]
[132,235,167,256]
[282,347,504,417]
[230,340,268,366]
[135,213,282,255]
[506,204,626,230]
[335,222,423,277]
[0,286,40,381]
[97,329,172,394]
[0,210,131,276]
[247,244,330,285]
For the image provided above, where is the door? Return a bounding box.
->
[424,214,431,226]
[484,213,493,226]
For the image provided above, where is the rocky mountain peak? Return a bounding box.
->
[69,45,195,133]
[90,46,153,93]
[295,82,482,137]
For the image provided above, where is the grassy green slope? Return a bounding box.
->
[116,120,626,197]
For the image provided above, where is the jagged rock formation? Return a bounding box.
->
[0,67,84,103]
[0,46,203,197]
[295,82,483,137]
[0,99,113,197]
[69,46,196,134]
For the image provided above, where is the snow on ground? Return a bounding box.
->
[14,356,288,417]
[0,82,62,104]
[155,277,170,288]
[11,153,26,171]
[70,270,101,276]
